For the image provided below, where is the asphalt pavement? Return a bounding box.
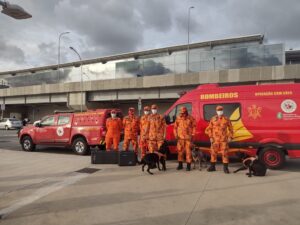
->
[0,130,21,151]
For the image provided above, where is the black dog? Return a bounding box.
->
[141,142,167,175]
[234,154,267,177]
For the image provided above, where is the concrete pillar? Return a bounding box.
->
[27,104,69,121]
[67,92,88,111]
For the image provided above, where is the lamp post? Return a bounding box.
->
[69,46,83,112]
[57,31,70,82]
[0,1,32,19]
[186,6,194,73]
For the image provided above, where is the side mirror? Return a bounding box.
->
[35,122,41,127]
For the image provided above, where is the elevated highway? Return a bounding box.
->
[0,64,299,120]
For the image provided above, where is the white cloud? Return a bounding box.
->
[0,0,300,72]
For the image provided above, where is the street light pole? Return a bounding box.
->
[69,46,83,113]
[0,1,32,19]
[57,31,70,82]
[187,6,194,73]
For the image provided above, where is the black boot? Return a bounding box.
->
[223,163,230,174]
[207,162,216,172]
[186,163,191,171]
[177,162,183,170]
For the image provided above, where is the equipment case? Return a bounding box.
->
[118,151,136,166]
[91,150,118,164]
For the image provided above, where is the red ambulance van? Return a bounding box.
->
[164,83,300,169]
[18,109,123,155]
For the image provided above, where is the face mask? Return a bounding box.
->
[217,111,223,116]
[180,112,187,116]
[111,113,117,118]
[144,111,150,115]
[151,109,157,114]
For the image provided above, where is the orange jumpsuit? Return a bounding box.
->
[139,114,150,158]
[123,115,139,153]
[174,114,196,163]
[205,115,233,163]
[148,114,166,152]
[105,117,123,151]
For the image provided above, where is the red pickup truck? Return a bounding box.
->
[18,109,123,155]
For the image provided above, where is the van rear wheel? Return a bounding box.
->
[258,147,285,169]
[72,137,89,155]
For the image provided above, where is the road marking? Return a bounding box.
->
[0,172,88,219]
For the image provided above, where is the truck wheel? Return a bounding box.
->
[21,136,36,152]
[72,137,89,155]
[5,125,9,130]
[258,146,286,169]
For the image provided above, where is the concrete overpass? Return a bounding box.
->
[0,64,300,120]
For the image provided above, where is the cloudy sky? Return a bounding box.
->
[0,0,299,72]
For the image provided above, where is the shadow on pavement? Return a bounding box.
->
[278,159,300,172]
[34,147,82,155]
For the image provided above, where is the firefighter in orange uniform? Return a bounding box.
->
[174,106,196,171]
[205,105,234,173]
[139,106,151,159]
[123,107,140,157]
[148,104,166,153]
[105,110,123,151]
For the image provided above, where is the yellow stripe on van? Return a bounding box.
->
[230,108,253,142]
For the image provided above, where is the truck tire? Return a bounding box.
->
[21,136,36,152]
[5,125,9,130]
[258,146,286,169]
[72,137,89,155]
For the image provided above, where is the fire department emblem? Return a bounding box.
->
[56,127,64,136]
[281,99,297,113]
[247,105,262,120]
